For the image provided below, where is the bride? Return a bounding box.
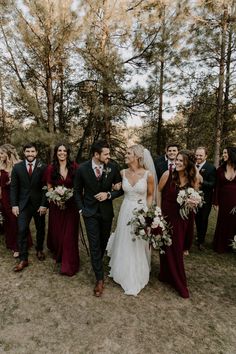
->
[106,144,156,296]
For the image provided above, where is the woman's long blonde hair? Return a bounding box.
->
[0,144,20,173]
[128,145,145,168]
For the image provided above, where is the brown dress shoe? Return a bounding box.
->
[94,280,104,297]
[36,251,45,261]
[14,260,29,272]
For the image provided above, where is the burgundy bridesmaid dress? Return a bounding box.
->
[159,173,194,298]
[0,169,32,252]
[45,162,80,276]
[213,166,236,253]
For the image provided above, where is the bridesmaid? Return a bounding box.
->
[0,144,32,257]
[45,143,80,276]
[213,147,236,253]
[157,150,201,298]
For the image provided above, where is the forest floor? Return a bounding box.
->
[0,202,236,354]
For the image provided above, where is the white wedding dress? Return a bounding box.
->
[106,170,151,296]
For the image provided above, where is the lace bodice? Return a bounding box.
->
[122,170,148,203]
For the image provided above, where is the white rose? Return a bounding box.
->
[139,229,146,236]
[138,215,146,224]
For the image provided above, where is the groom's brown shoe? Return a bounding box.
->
[14,260,28,272]
[94,280,104,297]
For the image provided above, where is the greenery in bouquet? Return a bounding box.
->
[44,186,73,209]
[177,187,204,220]
[127,202,172,254]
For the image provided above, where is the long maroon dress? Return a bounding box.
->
[159,174,194,298]
[213,166,236,253]
[45,162,80,276]
[0,169,32,251]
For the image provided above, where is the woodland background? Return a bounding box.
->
[0,2,236,353]
[0,0,236,164]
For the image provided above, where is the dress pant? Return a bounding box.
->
[195,202,212,245]
[17,201,45,261]
[84,213,112,281]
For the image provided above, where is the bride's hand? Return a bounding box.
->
[112,182,122,191]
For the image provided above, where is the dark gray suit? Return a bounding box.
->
[10,160,47,261]
[195,161,216,245]
[155,160,169,181]
[74,160,123,280]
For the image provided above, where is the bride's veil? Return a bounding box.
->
[143,148,158,201]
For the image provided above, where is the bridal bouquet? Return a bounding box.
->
[177,187,204,220]
[127,203,172,254]
[45,186,73,209]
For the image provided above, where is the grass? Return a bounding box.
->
[0,199,236,354]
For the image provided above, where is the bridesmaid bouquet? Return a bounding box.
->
[231,236,236,251]
[45,186,73,209]
[177,187,204,220]
[0,212,4,225]
[127,203,172,254]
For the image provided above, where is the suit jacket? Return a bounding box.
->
[10,159,47,211]
[154,154,166,166]
[74,160,123,220]
[155,160,168,181]
[198,161,216,205]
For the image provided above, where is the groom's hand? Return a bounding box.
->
[94,192,109,202]
[12,206,19,217]
[38,206,47,215]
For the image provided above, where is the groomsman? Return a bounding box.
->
[74,140,123,297]
[155,143,179,181]
[154,147,167,165]
[195,147,216,250]
[10,143,47,271]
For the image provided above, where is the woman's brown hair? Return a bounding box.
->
[172,150,197,188]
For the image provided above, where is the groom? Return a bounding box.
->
[74,140,123,297]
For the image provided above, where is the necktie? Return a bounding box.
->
[28,163,33,176]
[95,166,101,180]
[196,164,200,169]
[169,163,173,172]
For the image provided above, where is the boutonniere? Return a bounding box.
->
[103,167,112,178]
[230,206,236,215]
[37,161,43,168]
[200,169,205,174]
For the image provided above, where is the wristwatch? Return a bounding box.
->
[107,192,111,199]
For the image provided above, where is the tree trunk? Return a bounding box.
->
[76,112,94,162]
[157,59,164,155]
[222,21,232,146]
[45,59,55,159]
[213,6,228,167]
[58,61,65,132]
[156,6,166,155]
[0,72,6,143]
[103,86,111,144]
